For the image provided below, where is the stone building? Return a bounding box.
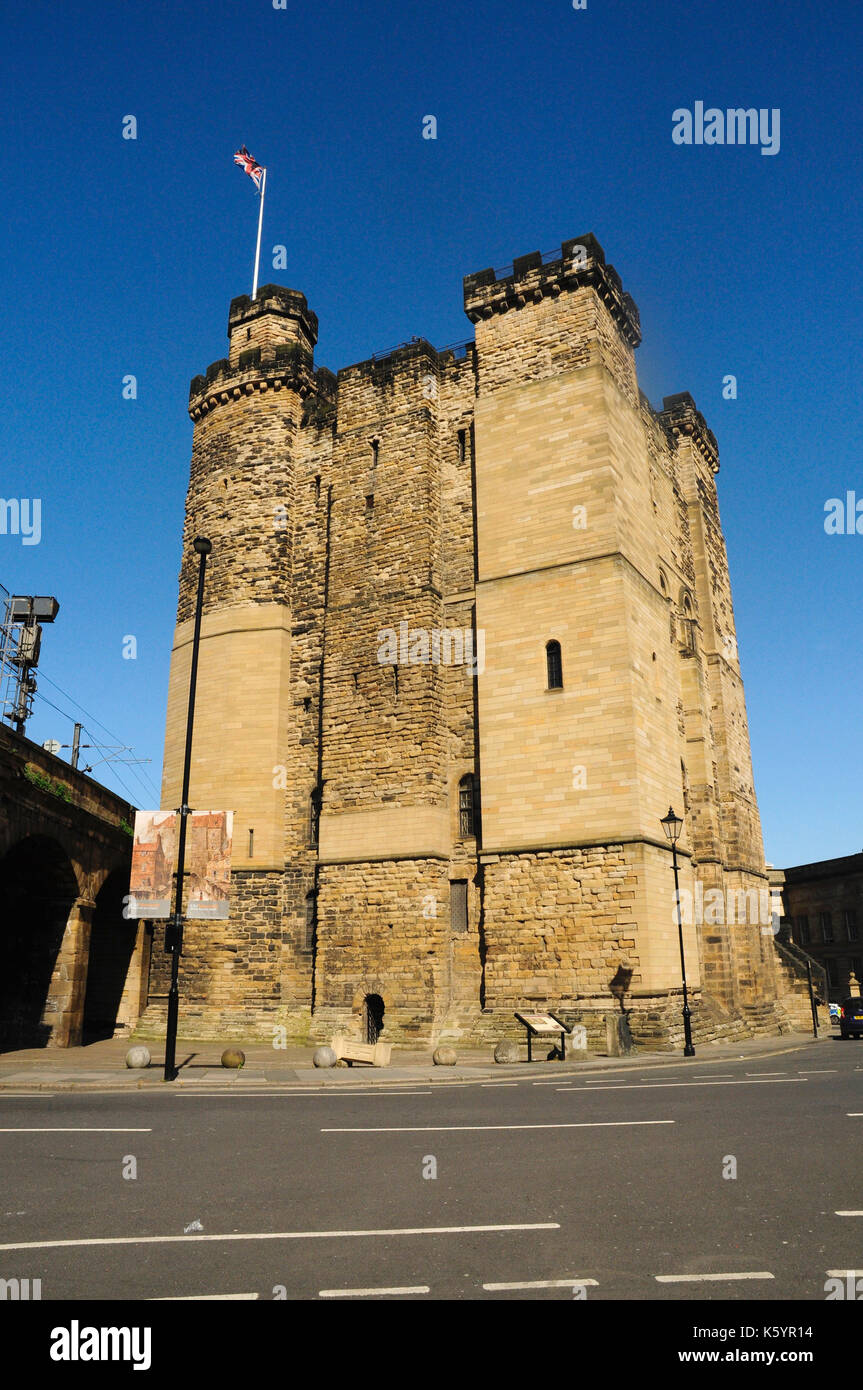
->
[775,854,863,1001]
[146,232,812,1048]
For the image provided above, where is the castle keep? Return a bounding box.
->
[148,233,811,1048]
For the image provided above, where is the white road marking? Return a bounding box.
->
[745,1071,786,1077]
[319,1285,429,1298]
[556,1079,805,1092]
[322,1120,674,1133]
[658,1074,734,1079]
[826,1270,863,1277]
[798,1069,837,1074]
[835,1211,863,1216]
[0,1127,152,1133]
[481,1084,518,1088]
[483,1278,598,1291]
[0,1221,560,1252]
[655,1272,774,1283]
[847,1113,863,1117]
[174,1091,434,1098]
[150,1292,260,1300]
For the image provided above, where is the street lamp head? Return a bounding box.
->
[661,806,683,845]
[193,536,212,556]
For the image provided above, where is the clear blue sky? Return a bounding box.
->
[1,0,860,866]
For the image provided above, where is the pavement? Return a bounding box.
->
[0,1026,835,1090]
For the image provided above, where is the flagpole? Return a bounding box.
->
[252,167,267,300]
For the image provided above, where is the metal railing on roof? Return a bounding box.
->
[492,247,563,279]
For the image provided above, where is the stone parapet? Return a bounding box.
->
[464,232,641,347]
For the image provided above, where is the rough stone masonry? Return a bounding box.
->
[143,233,814,1049]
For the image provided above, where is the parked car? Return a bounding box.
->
[829,1002,842,1022]
[839,998,863,1039]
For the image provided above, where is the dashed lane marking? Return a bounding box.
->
[655,1272,774,1283]
[320,1285,430,1298]
[483,1278,598,1291]
[150,1292,260,1300]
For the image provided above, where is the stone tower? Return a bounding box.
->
[150,237,812,1047]
[158,287,318,1027]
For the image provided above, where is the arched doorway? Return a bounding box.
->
[0,835,79,1050]
[363,993,385,1044]
[83,868,136,1042]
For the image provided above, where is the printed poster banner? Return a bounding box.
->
[129,811,175,918]
[129,810,233,920]
[186,810,233,919]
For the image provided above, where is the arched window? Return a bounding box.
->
[659,570,668,597]
[679,593,695,653]
[458,774,478,838]
[309,786,322,848]
[546,640,563,689]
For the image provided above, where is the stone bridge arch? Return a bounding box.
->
[0,722,138,1049]
[83,867,138,1042]
[0,834,82,1048]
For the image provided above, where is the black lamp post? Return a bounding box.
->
[661,806,695,1058]
[163,537,212,1083]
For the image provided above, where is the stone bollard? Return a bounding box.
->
[494,1039,520,1064]
[125,1045,150,1069]
[313,1046,337,1068]
[433,1046,457,1066]
[605,1013,635,1057]
[221,1048,245,1069]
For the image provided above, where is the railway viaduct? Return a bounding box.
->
[0,722,143,1049]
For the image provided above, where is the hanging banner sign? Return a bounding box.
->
[129,811,176,918]
[128,810,233,919]
[186,811,233,919]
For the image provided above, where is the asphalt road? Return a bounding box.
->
[2,1040,862,1301]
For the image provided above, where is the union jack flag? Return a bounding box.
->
[233,146,264,191]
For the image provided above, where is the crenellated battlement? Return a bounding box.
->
[463,232,642,347]
[228,284,318,348]
[188,342,315,420]
[660,392,720,473]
